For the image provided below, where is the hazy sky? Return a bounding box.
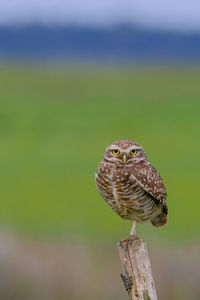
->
[1,0,200,31]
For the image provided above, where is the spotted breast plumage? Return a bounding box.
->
[95,139,168,236]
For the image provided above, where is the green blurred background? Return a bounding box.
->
[1,65,200,239]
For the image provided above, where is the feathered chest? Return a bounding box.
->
[95,162,156,221]
[96,162,138,199]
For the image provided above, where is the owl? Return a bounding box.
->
[95,139,168,236]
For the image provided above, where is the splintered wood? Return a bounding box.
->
[118,236,157,300]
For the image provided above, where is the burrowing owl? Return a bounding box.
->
[95,139,168,235]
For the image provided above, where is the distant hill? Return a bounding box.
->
[1,25,200,61]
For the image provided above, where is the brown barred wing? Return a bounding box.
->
[132,162,168,216]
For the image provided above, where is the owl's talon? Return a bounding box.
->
[120,236,133,244]
[129,235,134,246]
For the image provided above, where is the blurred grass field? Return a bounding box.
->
[0,64,200,240]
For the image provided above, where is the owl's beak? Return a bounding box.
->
[122,153,127,163]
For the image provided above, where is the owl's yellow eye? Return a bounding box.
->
[130,149,137,155]
[112,149,120,154]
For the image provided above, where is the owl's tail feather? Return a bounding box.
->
[151,212,168,227]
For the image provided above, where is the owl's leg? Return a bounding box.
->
[119,220,138,246]
[130,220,137,236]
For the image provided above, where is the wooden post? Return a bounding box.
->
[118,236,158,300]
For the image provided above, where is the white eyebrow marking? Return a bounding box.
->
[126,145,142,151]
[108,145,142,151]
[108,145,121,150]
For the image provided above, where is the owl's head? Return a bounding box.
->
[103,139,147,166]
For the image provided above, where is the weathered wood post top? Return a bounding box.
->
[118,236,158,300]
